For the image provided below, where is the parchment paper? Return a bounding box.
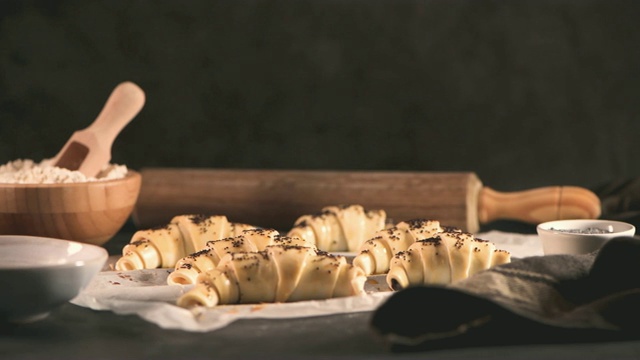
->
[71,231,542,332]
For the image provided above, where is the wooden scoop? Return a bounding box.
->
[52,81,145,177]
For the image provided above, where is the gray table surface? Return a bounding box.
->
[4,222,640,360]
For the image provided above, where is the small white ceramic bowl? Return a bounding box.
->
[0,235,107,323]
[537,219,636,255]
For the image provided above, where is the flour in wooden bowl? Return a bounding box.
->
[0,159,128,184]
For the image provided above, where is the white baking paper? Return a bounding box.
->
[71,231,542,332]
[477,230,544,259]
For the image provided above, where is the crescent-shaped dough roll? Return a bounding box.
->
[264,245,318,302]
[386,231,511,291]
[167,233,263,286]
[172,214,229,255]
[167,231,312,285]
[467,238,498,276]
[439,231,476,282]
[287,253,347,301]
[352,219,453,276]
[287,204,387,252]
[115,214,258,271]
[180,252,273,308]
[116,223,183,270]
[176,245,366,308]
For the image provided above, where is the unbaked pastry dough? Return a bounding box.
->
[386,231,511,290]
[352,218,456,276]
[115,214,257,270]
[176,244,367,308]
[167,230,312,285]
[287,204,386,252]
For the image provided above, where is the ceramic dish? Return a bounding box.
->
[537,219,636,255]
[0,235,108,323]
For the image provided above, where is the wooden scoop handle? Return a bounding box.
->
[52,81,145,177]
[478,186,602,225]
[86,81,146,148]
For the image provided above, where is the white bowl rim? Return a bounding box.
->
[0,235,108,270]
[537,219,636,236]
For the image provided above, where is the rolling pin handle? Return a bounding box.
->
[478,186,602,226]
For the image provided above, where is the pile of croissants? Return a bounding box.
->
[114,205,511,309]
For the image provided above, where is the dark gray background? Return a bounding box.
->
[1,0,639,192]
[3,2,640,357]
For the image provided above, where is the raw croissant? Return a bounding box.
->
[386,231,511,290]
[352,219,456,276]
[115,214,257,271]
[167,230,312,285]
[287,204,387,252]
[177,244,367,308]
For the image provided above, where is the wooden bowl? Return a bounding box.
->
[0,170,141,246]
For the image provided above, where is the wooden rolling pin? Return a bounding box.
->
[131,168,601,233]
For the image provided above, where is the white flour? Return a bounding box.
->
[0,159,128,184]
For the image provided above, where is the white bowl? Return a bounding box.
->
[0,235,108,323]
[537,219,636,255]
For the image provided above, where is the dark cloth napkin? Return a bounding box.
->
[594,177,640,229]
[370,236,640,352]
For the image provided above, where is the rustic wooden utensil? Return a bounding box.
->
[131,168,601,233]
[0,171,141,245]
[52,81,145,177]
